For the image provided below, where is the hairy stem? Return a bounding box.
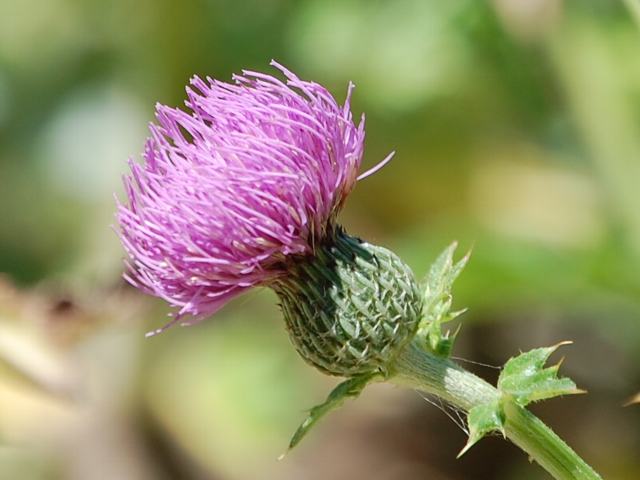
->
[390,341,602,480]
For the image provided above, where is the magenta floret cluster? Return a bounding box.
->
[117,62,368,331]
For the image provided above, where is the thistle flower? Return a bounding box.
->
[116,64,604,480]
[118,63,364,322]
[117,61,417,374]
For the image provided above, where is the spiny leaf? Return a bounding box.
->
[286,372,380,453]
[498,341,584,406]
[424,243,469,297]
[419,243,470,356]
[458,399,505,457]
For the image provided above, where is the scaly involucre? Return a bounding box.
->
[116,62,366,329]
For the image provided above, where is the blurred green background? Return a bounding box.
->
[1,0,639,479]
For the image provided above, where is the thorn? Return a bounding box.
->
[552,340,574,352]
[458,249,472,268]
[449,323,463,341]
[449,308,468,320]
[456,449,467,459]
[457,440,475,458]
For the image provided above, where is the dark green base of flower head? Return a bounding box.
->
[273,228,422,377]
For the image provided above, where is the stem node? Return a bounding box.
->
[391,342,602,480]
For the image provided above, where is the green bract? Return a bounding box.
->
[274,229,423,377]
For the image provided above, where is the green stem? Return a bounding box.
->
[390,341,602,480]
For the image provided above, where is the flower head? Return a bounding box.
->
[117,62,371,332]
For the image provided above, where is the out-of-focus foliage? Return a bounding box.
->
[1,1,639,479]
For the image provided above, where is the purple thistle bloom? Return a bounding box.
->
[116,61,391,335]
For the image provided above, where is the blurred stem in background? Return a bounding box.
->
[623,0,640,27]
[547,15,640,258]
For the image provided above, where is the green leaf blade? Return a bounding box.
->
[458,399,505,457]
[287,372,379,452]
[498,342,584,406]
[419,243,470,357]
